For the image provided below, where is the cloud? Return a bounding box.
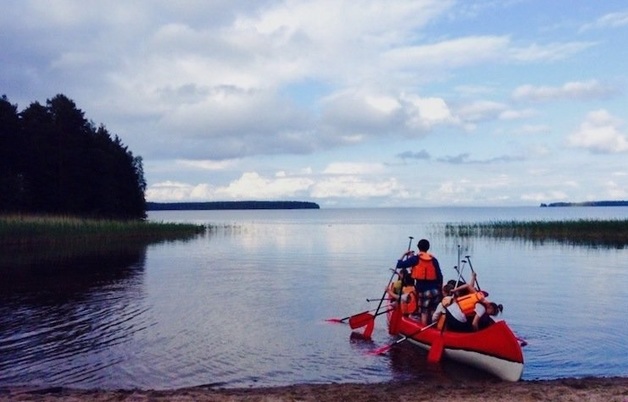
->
[322,162,385,175]
[580,11,628,32]
[437,153,525,164]
[567,109,628,153]
[512,80,616,102]
[147,171,315,202]
[508,41,595,62]
[455,100,507,122]
[146,164,403,202]
[521,191,569,203]
[311,176,400,199]
[397,150,431,161]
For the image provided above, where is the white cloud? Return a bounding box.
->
[567,110,628,153]
[455,100,507,122]
[215,172,314,199]
[509,41,595,62]
[146,181,206,201]
[580,11,628,32]
[521,191,569,202]
[4,1,628,207]
[176,159,237,171]
[311,176,400,199]
[323,162,385,175]
[512,80,616,102]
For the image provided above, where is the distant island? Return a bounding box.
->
[541,201,628,207]
[146,201,320,211]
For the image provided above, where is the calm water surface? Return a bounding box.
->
[1,207,627,389]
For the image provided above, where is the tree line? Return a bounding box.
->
[147,201,320,210]
[0,94,146,219]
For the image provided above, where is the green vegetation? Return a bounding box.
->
[0,215,206,244]
[444,219,628,247]
[147,201,320,210]
[0,215,208,268]
[0,94,146,219]
[541,201,628,207]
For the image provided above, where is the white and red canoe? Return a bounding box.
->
[386,306,524,381]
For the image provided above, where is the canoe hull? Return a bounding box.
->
[388,308,524,381]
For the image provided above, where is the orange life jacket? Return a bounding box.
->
[411,252,437,280]
[455,292,485,316]
[400,285,417,315]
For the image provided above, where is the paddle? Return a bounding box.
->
[349,307,394,329]
[368,321,438,355]
[373,236,413,317]
[465,255,481,290]
[325,307,379,324]
[427,335,444,363]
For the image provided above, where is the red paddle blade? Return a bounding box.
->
[325,310,371,324]
[368,344,393,355]
[349,312,374,329]
[427,337,444,363]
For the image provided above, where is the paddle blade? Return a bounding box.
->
[427,337,444,363]
[325,310,371,324]
[349,312,374,329]
[368,344,393,355]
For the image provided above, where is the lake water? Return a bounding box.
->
[1,207,627,390]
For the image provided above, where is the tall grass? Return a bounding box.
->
[444,219,628,248]
[0,215,209,268]
[0,214,207,245]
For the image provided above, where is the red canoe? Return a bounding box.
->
[387,306,524,381]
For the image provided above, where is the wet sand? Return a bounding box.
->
[2,377,627,402]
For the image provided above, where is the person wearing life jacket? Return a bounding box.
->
[386,269,417,315]
[396,238,443,325]
[386,268,406,301]
[432,272,503,332]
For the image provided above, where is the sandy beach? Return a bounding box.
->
[1,377,626,402]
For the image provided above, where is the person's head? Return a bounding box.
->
[447,279,464,287]
[402,272,414,287]
[486,302,503,316]
[442,283,454,296]
[417,239,430,252]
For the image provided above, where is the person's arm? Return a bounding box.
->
[452,272,478,294]
[472,303,486,331]
[452,282,476,295]
[387,280,400,299]
[432,302,445,322]
[434,257,443,287]
[396,253,417,269]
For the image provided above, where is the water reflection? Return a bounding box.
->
[0,246,149,387]
[1,208,627,390]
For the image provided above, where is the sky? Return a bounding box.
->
[2,1,628,208]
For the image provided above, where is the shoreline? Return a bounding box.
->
[2,377,627,401]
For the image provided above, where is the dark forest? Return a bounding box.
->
[0,94,146,219]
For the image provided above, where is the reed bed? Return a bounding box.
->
[0,215,210,269]
[444,219,628,247]
[0,214,207,245]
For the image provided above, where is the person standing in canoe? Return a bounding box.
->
[396,239,443,325]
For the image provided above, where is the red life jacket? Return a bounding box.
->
[411,252,437,280]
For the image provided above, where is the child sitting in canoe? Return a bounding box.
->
[432,272,503,332]
[386,268,417,316]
